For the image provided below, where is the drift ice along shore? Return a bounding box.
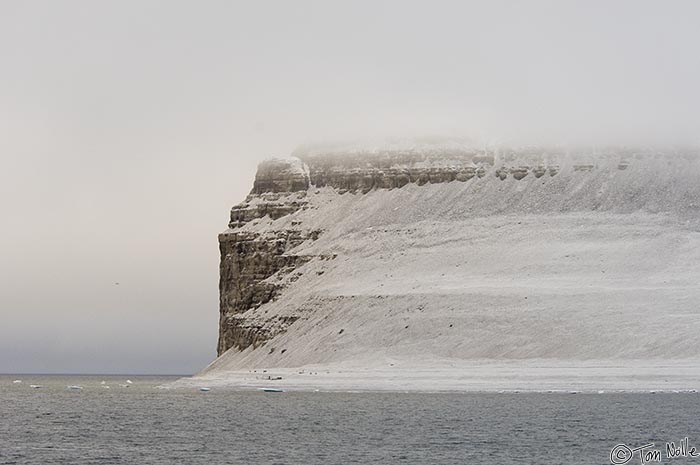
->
[173,143,700,391]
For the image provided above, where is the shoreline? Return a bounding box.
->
[166,359,700,393]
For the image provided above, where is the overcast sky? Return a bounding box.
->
[1,0,699,374]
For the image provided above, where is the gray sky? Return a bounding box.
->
[1,0,699,374]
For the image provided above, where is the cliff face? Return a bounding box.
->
[218,149,500,354]
[215,145,700,368]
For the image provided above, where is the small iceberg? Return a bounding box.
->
[126,380,133,384]
[199,387,211,392]
[259,388,284,393]
[100,380,107,385]
[29,385,42,389]
[12,380,22,384]
[66,385,83,390]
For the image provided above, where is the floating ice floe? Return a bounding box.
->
[12,380,21,384]
[199,387,211,392]
[126,380,133,384]
[29,385,42,389]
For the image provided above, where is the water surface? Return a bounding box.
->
[2,375,699,464]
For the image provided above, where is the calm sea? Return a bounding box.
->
[2,375,699,465]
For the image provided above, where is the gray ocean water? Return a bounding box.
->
[2,375,700,465]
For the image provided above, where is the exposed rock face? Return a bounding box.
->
[216,145,700,359]
[251,157,309,194]
[297,150,494,193]
[219,159,316,353]
[217,229,316,353]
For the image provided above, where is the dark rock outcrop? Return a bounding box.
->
[297,150,495,193]
[217,227,320,355]
[251,157,309,194]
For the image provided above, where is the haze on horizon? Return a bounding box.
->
[1,0,699,374]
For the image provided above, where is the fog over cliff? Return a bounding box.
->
[2,1,700,374]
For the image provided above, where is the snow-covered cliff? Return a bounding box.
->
[203,144,700,390]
